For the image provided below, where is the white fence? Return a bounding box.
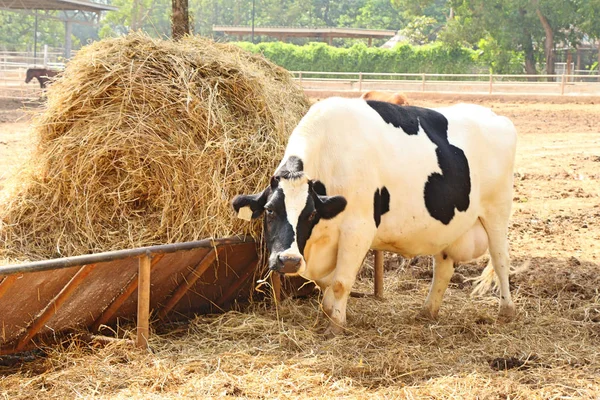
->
[292,71,600,96]
[3,67,600,101]
[0,48,67,99]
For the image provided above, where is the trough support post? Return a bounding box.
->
[271,273,281,303]
[16,264,97,352]
[217,259,258,307]
[374,250,384,298]
[92,254,164,332]
[158,248,220,319]
[136,253,151,349]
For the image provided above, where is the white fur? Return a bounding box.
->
[279,176,309,258]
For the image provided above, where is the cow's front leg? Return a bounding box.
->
[322,223,374,337]
[418,253,455,320]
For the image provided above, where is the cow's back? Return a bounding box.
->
[283,98,516,256]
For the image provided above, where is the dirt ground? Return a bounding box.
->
[0,94,599,398]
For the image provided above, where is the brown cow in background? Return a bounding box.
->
[361,90,409,106]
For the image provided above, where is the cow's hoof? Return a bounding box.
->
[416,307,438,322]
[497,303,516,322]
[323,323,344,339]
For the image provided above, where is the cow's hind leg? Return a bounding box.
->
[418,253,455,320]
[322,222,374,337]
[481,214,515,321]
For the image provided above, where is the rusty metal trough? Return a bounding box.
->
[0,237,385,356]
[0,237,260,355]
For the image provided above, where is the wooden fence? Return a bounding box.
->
[2,67,600,101]
[291,71,600,96]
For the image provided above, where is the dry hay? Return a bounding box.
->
[1,257,599,399]
[0,33,309,260]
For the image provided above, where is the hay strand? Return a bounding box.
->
[0,33,309,260]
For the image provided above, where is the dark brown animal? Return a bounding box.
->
[361,90,409,105]
[25,68,59,89]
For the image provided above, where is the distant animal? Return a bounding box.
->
[233,97,517,336]
[25,68,59,89]
[361,90,409,105]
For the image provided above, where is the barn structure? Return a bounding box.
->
[0,0,116,58]
[213,25,396,46]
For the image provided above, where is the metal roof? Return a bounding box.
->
[0,0,116,12]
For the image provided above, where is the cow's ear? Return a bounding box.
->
[315,195,347,220]
[232,187,270,220]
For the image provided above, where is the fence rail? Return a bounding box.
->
[291,71,600,96]
[2,68,600,100]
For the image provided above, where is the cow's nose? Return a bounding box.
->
[275,254,302,274]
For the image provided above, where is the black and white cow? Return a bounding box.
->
[233,97,517,336]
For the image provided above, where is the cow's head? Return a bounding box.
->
[232,165,346,275]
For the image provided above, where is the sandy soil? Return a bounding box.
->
[0,95,599,399]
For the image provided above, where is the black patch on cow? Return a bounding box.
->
[367,100,471,225]
[263,188,296,258]
[380,186,390,215]
[312,180,327,196]
[373,186,391,228]
[276,155,304,180]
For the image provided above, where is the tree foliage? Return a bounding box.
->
[2,0,599,75]
[237,40,480,74]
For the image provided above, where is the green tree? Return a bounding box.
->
[0,10,64,51]
[577,0,600,73]
[99,0,171,38]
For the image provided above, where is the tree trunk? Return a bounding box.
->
[172,0,190,40]
[536,8,555,80]
[519,8,536,78]
[523,44,537,77]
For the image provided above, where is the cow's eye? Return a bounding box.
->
[265,209,275,217]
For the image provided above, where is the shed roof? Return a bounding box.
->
[0,0,116,13]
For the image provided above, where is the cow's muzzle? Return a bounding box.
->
[270,254,302,274]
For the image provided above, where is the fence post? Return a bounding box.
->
[560,72,566,95]
[358,72,363,92]
[43,45,48,67]
[488,73,493,94]
[298,71,302,84]
[421,74,426,92]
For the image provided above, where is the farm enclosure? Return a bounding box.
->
[0,94,600,398]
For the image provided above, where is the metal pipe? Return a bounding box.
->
[0,237,254,277]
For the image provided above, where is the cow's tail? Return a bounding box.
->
[470,259,528,297]
[470,261,497,296]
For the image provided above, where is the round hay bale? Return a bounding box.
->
[0,33,309,260]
